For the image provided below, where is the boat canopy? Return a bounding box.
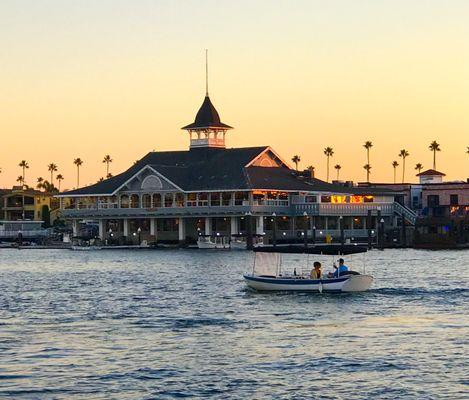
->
[254,244,368,255]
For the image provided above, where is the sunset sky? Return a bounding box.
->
[1,0,468,190]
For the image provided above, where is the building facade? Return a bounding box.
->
[57,94,416,245]
[0,186,54,222]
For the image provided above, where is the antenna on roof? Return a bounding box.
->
[205,49,209,96]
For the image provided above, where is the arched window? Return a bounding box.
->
[130,194,140,208]
[152,193,162,208]
[142,194,152,208]
[120,194,129,208]
[164,193,173,207]
[141,175,163,190]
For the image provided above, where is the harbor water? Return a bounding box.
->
[0,249,468,399]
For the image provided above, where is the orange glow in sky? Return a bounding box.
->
[0,1,468,190]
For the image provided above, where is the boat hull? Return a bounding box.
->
[243,274,373,292]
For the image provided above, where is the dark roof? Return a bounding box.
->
[246,167,397,194]
[181,96,233,130]
[61,147,268,195]
[417,169,446,176]
[60,146,398,196]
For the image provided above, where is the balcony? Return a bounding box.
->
[294,202,394,216]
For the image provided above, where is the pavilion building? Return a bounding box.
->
[57,92,417,245]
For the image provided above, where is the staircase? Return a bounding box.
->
[393,202,418,225]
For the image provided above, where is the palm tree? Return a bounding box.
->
[106,173,113,179]
[334,164,342,180]
[102,154,113,176]
[291,155,301,171]
[399,149,410,183]
[324,147,334,182]
[428,141,441,170]
[363,141,373,181]
[307,165,315,178]
[363,164,372,181]
[16,175,24,185]
[37,177,44,190]
[415,163,423,174]
[47,163,58,186]
[392,161,399,183]
[363,141,373,162]
[56,174,64,191]
[466,146,469,155]
[18,160,29,184]
[73,158,83,188]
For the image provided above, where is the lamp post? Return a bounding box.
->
[108,228,112,245]
[339,215,345,245]
[137,227,142,245]
[245,211,253,250]
[303,211,308,248]
[379,218,385,250]
[272,212,277,248]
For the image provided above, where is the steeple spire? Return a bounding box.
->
[181,51,233,149]
[205,49,209,96]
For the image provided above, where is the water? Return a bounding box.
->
[0,249,467,399]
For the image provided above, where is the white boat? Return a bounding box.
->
[197,235,230,249]
[71,245,103,251]
[244,251,373,293]
[243,274,373,292]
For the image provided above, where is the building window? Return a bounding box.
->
[450,194,459,206]
[221,192,231,206]
[321,196,331,203]
[234,192,248,206]
[198,193,208,207]
[427,195,440,207]
[130,194,140,208]
[305,195,317,203]
[175,193,185,207]
[210,193,220,207]
[187,193,197,207]
[142,194,152,208]
[164,193,174,207]
[152,194,161,208]
[120,195,129,208]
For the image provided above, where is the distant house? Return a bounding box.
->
[0,186,56,222]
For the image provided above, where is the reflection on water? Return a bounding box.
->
[0,248,468,399]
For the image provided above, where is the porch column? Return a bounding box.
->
[205,217,212,235]
[72,220,79,236]
[150,218,156,236]
[178,217,186,242]
[98,219,105,239]
[256,216,264,235]
[123,219,129,237]
[230,217,239,235]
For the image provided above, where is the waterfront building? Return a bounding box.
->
[0,186,55,222]
[57,93,417,245]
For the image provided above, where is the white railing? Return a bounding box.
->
[0,230,50,238]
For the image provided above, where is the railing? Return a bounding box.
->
[393,202,418,225]
[293,202,394,216]
[0,230,50,238]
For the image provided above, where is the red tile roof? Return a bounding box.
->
[416,169,446,177]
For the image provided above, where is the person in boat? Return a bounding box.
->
[328,258,349,278]
[310,262,322,279]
